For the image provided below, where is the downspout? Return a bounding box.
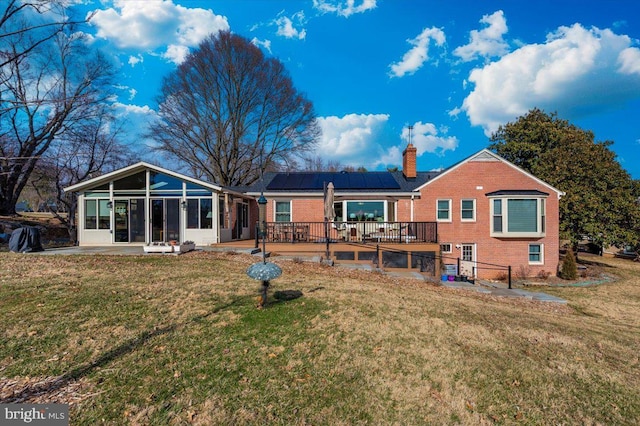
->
[410,194,415,222]
[214,193,220,244]
[110,181,115,244]
[145,171,150,244]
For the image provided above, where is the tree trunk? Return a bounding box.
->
[0,196,17,216]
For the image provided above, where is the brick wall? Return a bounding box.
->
[265,197,325,222]
[411,160,560,279]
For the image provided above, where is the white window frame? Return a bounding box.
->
[490,196,547,238]
[274,200,292,222]
[461,243,475,262]
[84,198,111,230]
[440,243,452,254]
[436,199,452,222]
[460,199,476,222]
[343,200,387,222]
[529,243,544,265]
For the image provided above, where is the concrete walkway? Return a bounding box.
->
[440,279,567,303]
[340,263,567,304]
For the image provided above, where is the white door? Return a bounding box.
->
[460,243,476,278]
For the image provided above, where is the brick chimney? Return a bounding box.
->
[402,143,417,179]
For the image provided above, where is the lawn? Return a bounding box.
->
[1,252,639,425]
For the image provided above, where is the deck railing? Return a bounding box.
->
[258,221,438,244]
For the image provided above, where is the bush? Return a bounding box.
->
[495,271,508,282]
[516,265,531,280]
[560,249,578,280]
[536,270,551,280]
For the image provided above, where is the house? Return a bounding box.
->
[66,147,563,279]
[243,146,563,279]
[64,162,253,246]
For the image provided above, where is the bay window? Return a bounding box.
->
[490,196,546,237]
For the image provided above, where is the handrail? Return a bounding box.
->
[257,221,438,244]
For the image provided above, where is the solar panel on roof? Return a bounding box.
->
[266,172,401,190]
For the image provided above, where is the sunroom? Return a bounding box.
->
[65,162,250,246]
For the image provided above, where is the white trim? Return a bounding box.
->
[64,162,225,193]
[461,243,476,262]
[436,199,452,222]
[460,198,476,222]
[274,200,292,222]
[460,243,477,279]
[528,243,544,265]
[245,191,419,198]
[415,149,565,199]
[440,243,452,253]
[489,196,546,238]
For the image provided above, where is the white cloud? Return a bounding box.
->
[128,54,143,67]
[315,113,389,165]
[618,47,640,75]
[453,10,509,62]
[91,0,229,64]
[448,106,462,119]
[461,24,640,135]
[389,27,446,78]
[162,44,190,64]
[313,0,377,18]
[374,146,402,168]
[114,102,156,117]
[251,37,272,53]
[401,122,458,155]
[128,88,137,101]
[275,12,307,40]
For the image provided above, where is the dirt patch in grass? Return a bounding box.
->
[1,252,639,424]
[0,376,95,406]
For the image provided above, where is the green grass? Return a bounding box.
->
[1,252,639,425]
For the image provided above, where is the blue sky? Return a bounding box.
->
[72,0,640,178]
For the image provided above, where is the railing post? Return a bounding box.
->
[457,257,461,276]
[508,265,512,289]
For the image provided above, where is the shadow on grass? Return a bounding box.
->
[3,297,245,403]
[273,289,303,301]
[575,255,617,268]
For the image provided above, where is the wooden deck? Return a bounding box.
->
[214,239,441,275]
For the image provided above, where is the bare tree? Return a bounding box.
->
[31,110,134,240]
[0,1,92,71]
[0,7,115,215]
[149,30,319,187]
[297,155,344,172]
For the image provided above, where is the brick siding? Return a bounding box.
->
[413,160,560,279]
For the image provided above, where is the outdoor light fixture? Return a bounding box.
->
[181,200,187,210]
[107,201,113,209]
